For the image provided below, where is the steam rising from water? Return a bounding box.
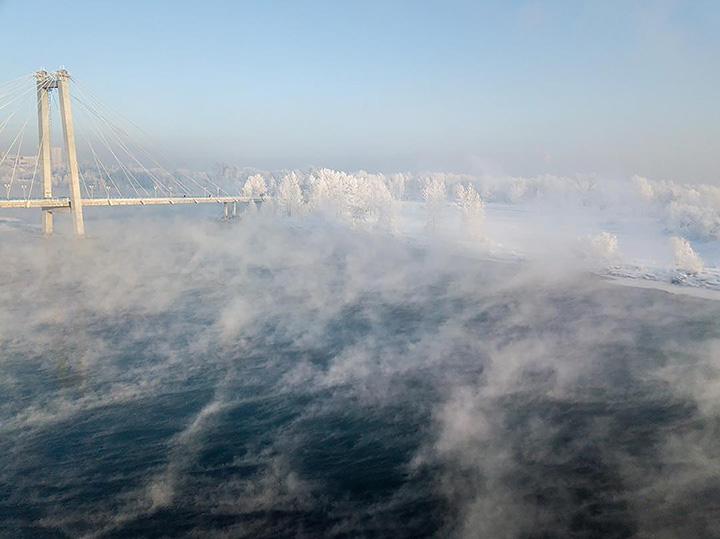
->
[1,209,720,538]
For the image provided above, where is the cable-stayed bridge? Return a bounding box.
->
[0,69,262,235]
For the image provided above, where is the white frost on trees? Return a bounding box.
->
[277,172,304,217]
[387,173,407,201]
[456,184,486,241]
[243,174,267,198]
[241,174,268,213]
[350,172,396,230]
[305,169,396,230]
[308,169,355,220]
[589,232,619,260]
[423,178,446,232]
[671,237,704,275]
[307,172,332,214]
[577,231,620,266]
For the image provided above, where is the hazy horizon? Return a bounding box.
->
[1,0,718,182]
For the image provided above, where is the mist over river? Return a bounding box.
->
[2,212,719,538]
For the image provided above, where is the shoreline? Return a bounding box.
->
[604,274,720,301]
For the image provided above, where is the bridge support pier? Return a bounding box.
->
[232,201,237,218]
[42,209,53,235]
[223,202,229,219]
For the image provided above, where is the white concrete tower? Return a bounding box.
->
[35,70,54,236]
[55,69,85,236]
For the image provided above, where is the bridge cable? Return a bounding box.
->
[72,95,148,198]
[70,88,194,197]
[70,80,188,195]
[0,86,34,145]
[7,117,30,201]
[75,115,124,199]
[0,78,30,104]
[0,81,37,114]
[70,77,231,197]
[0,74,33,91]
[66,90,126,199]
[71,93,178,197]
[69,84,197,197]
[0,87,35,177]
[0,75,32,101]
[47,91,91,199]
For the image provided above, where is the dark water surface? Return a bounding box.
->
[1,217,719,538]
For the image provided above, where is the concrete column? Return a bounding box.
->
[232,201,237,218]
[55,69,84,236]
[35,71,53,236]
[224,202,229,219]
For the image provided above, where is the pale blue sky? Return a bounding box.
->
[1,0,719,181]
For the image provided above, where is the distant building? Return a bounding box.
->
[51,146,63,166]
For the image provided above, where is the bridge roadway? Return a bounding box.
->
[0,195,262,210]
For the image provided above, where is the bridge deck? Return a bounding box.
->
[0,196,261,209]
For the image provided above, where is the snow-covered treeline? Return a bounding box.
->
[212,165,720,242]
[633,176,720,241]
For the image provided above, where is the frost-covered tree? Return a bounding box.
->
[387,173,407,201]
[277,172,304,217]
[309,169,352,219]
[306,169,396,230]
[577,231,620,265]
[240,174,267,213]
[589,232,619,260]
[456,184,486,241]
[354,173,396,231]
[423,178,446,231]
[243,174,267,197]
[308,173,330,212]
[671,237,703,274]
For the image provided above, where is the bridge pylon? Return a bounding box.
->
[33,68,85,236]
[1,70,262,234]
[35,71,54,235]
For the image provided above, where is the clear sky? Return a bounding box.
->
[1,0,719,182]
